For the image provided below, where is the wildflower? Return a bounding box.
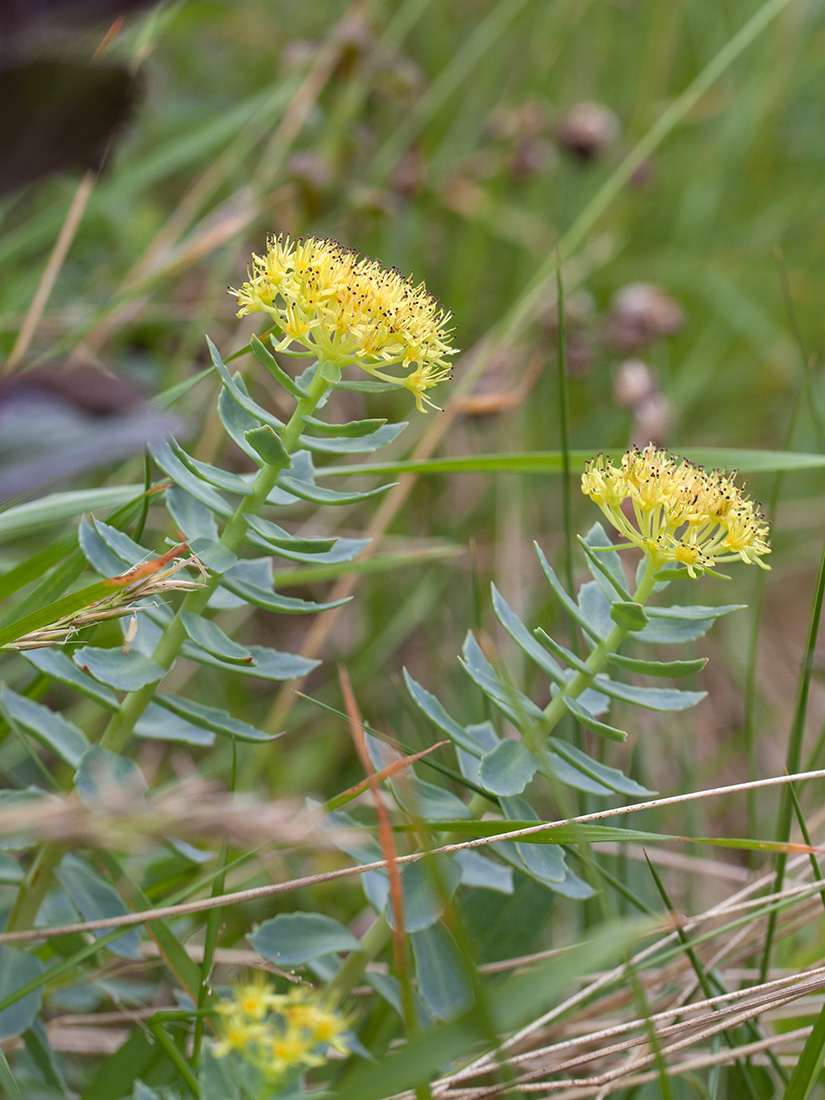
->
[232,235,457,410]
[581,445,771,577]
[212,977,350,1082]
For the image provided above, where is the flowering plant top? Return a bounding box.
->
[233,235,457,411]
[581,445,771,577]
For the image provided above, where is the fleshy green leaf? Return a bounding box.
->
[302,414,387,438]
[403,669,486,756]
[250,334,308,398]
[0,946,44,1039]
[453,849,513,894]
[580,523,631,600]
[250,912,360,965]
[165,485,219,541]
[276,474,393,506]
[299,422,407,455]
[242,514,337,554]
[55,855,141,958]
[187,537,238,574]
[534,542,600,640]
[244,425,290,468]
[635,603,745,645]
[460,633,544,726]
[172,442,254,496]
[180,611,255,665]
[478,739,538,796]
[206,336,284,430]
[591,675,706,712]
[80,515,150,575]
[386,856,462,932]
[73,647,165,691]
[181,643,318,680]
[547,739,654,796]
[562,696,627,742]
[150,442,233,518]
[491,584,564,684]
[133,702,215,746]
[411,924,473,1021]
[153,694,277,743]
[607,653,708,677]
[0,685,90,766]
[499,795,566,883]
[74,747,147,809]
[609,601,650,631]
[220,570,349,614]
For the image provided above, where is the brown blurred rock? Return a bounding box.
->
[557,101,619,161]
[605,283,685,352]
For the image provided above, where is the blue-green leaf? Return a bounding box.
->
[206,336,284,431]
[246,524,368,565]
[217,384,260,460]
[245,425,289,467]
[276,474,393,506]
[250,334,308,398]
[403,669,486,755]
[387,856,462,932]
[411,924,473,1021]
[454,850,513,894]
[220,570,349,614]
[491,585,564,684]
[181,643,318,680]
[460,633,544,726]
[73,647,165,691]
[635,604,745,645]
[55,855,141,958]
[0,853,24,884]
[499,796,566,883]
[302,415,387,438]
[250,912,361,965]
[534,542,600,640]
[133,702,215,746]
[150,442,232,518]
[562,696,627,742]
[0,685,90,767]
[392,775,472,821]
[591,675,706,712]
[243,514,337,554]
[577,581,613,640]
[479,739,538,796]
[74,747,147,808]
[298,422,406,455]
[24,643,117,708]
[609,601,650,631]
[153,694,277,743]
[165,486,219,541]
[0,946,44,1039]
[172,442,254,496]
[547,739,654,797]
[188,537,238,575]
[580,523,631,600]
[80,515,149,575]
[607,653,708,678]
[180,611,255,665]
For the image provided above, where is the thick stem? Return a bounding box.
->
[525,554,661,752]
[100,367,329,754]
[326,914,392,1005]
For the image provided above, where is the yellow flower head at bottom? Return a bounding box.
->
[213,978,350,1081]
[581,445,771,577]
[231,234,458,411]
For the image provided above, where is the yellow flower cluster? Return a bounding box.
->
[214,976,349,1081]
[233,235,457,410]
[581,446,771,577]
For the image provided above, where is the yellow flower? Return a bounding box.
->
[232,235,457,410]
[581,446,771,577]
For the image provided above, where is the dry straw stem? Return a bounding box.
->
[1,767,823,945]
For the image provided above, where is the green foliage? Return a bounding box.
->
[1,0,825,1095]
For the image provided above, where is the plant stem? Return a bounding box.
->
[327,914,393,1005]
[100,367,329,754]
[526,554,661,751]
